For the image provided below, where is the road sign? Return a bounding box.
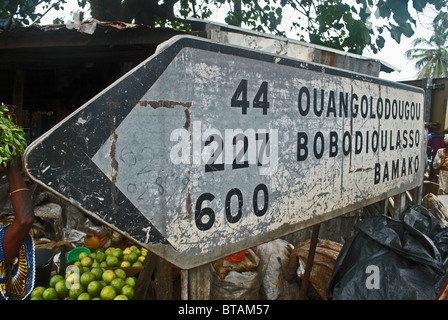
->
[24,35,425,269]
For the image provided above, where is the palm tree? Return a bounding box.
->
[405,12,448,79]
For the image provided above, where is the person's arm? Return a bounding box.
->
[2,161,34,265]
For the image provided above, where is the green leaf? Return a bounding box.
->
[0,103,27,167]
[412,0,426,12]
[390,24,403,43]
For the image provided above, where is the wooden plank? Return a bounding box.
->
[181,265,211,300]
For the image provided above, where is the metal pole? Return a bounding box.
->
[298,224,320,300]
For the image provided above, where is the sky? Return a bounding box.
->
[36,0,438,82]
[361,8,436,81]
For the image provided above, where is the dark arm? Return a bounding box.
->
[2,161,34,265]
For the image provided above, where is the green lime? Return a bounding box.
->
[65,265,83,276]
[90,267,103,280]
[114,294,128,300]
[78,251,89,260]
[112,248,123,260]
[30,286,46,299]
[87,280,102,297]
[114,268,127,280]
[131,246,141,256]
[110,278,125,294]
[106,255,119,267]
[66,272,80,286]
[69,283,85,299]
[100,285,116,300]
[55,279,69,298]
[77,292,91,300]
[81,256,93,267]
[80,271,96,287]
[42,287,58,300]
[105,247,115,256]
[121,284,134,300]
[102,269,116,284]
[127,252,138,264]
[95,251,106,263]
[125,277,137,287]
[49,274,64,288]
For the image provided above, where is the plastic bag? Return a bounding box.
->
[211,268,260,300]
[212,249,260,280]
[211,249,261,300]
[327,205,448,300]
[255,239,300,300]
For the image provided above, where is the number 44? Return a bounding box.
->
[231,80,269,115]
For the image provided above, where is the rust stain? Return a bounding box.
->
[135,99,193,130]
[353,167,373,173]
[185,171,193,218]
[321,51,337,67]
[184,108,191,130]
[137,100,192,109]
[186,190,192,217]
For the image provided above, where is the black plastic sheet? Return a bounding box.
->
[327,205,448,300]
[0,16,12,32]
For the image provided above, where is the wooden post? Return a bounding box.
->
[394,192,407,219]
[134,252,178,299]
[298,224,320,300]
[412,185,423,205]
[181,264,211,300]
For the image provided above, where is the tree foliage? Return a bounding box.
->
[0,104,27,167]
[1,0,447,55]
[405,11,448,79]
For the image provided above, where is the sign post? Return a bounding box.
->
[24,35,425,270]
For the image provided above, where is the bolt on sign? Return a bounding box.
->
[24,35,425,269]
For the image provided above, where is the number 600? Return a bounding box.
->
[194,183,269,231]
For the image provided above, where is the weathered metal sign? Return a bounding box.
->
[23,35,425,269]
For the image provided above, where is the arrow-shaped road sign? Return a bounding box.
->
[24,35,425,269]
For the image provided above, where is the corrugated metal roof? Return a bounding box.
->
[186,18,397,76]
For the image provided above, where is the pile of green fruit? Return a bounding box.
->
[30,246,147,300]
[77,245,147,269]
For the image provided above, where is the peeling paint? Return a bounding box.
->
[142,226,152,243]
[184,108,191,130]
[137,99,192,109]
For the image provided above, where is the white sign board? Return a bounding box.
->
[24,35,425,269]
